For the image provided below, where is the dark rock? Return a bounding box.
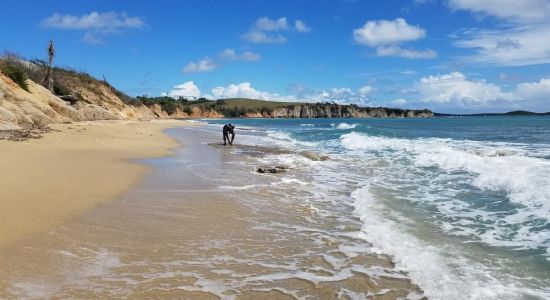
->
[257,166,287,174]
[300,150,330,161]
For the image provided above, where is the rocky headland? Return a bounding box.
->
[0,56,432,131]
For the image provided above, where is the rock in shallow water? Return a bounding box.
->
[257,166,287,174]
[300,150,330,161]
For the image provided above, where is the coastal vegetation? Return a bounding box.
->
[0,56,29,92]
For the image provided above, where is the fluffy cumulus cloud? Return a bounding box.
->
[218,48,260,61]
[242,16,311,44]
[211,82,282,100]
[353,18,436,59]
[449,0,550,66]
[417,71,550,111]
[163,82,377,105]
[41,11,145,44]
[353,18,425,46]
[182,57,217,73]
[165,81,201,98]
[515,78,550,102]
[418,72,512,105]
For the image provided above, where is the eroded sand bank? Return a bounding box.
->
[0,120,192,247]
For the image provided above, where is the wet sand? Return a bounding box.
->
[0,120,191,247]
[0,126,425,299]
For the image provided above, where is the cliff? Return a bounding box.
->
[0,57,164,130]
[181,98,433,119]
[0,57,432,131]
[266,103,432,118]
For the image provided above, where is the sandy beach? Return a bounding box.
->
[0,125,424,299]
[0,120,191,248]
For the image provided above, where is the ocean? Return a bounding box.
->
[204,116,550,299]
[2,116,549,299]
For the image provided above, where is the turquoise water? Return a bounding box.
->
[205,116,550,299]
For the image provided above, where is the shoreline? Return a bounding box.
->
[0,119,192,248]
[0,124,425,299]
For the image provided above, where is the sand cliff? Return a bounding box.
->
[0,72,161,130]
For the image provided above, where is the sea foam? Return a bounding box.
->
[332,123,358,130]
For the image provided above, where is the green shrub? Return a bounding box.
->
[53,82,71,96]
[162,101,177,114]
[0,63,29,92]
[183,106,193,115]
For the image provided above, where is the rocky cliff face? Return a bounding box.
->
[265,104,432,118]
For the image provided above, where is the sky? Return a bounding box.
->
[1,0,549,113]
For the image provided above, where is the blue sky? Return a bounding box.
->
[1,0,549,113]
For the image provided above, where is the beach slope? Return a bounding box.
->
[0,120,188,247]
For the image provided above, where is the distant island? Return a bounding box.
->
[434,111,550,117]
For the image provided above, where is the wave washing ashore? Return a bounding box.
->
[0,116,548,299]
[203,116,550,299]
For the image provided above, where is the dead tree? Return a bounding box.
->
[44,40,55,93]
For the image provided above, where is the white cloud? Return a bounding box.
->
[453,24,550,66]
[418,72,512,106]
[449,0,550,66]
[166,82,283,101]
[219,48,260,61]
[163,82,377,105]
[295,20,312,33]
[41,11,145,30]
[448,0,550,23]
[376,45,437,59]
[242,31,287,44]
[353,18,436,59]
[166,81,201,98]
[515,78,550,102]
[307,86,373,105]
[253,17,288,31]
[182,57,217,73]
[242,16,310,44]
[41,11,145,44]
[82,32,105,45]
[184,49,259,74]
[210,82,283,100]
[391,98,408,106]
[358,85,375,95]
[417,72,550,111]
[353,18,425,47]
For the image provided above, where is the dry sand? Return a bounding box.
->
[0,120,191,248]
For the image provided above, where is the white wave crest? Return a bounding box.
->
[351,184,547,299]
[333,123,358,130]
[340,132,550,210]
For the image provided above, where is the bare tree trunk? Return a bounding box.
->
[45,40,55,93]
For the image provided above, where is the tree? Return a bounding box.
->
[43,40,55,93]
